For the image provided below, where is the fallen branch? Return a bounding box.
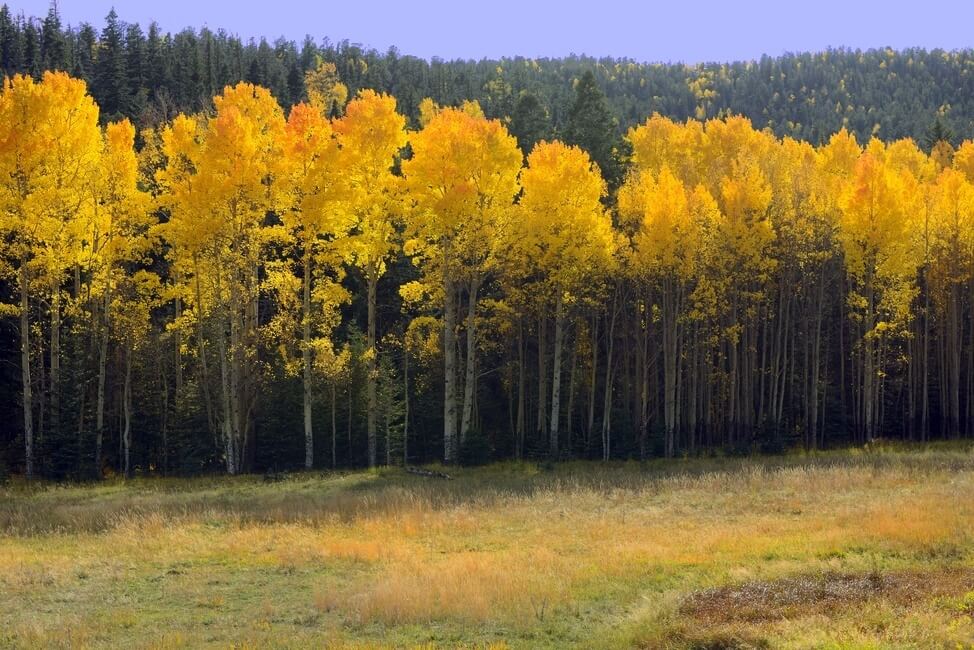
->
[405,466,452,480]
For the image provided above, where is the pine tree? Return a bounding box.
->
[93,9,129,120]
[509,92,550,158]
[143,22,168,99]
[565,70,622,189]
[0,5,22,74]
[924,118,955,152]
[40,5,67,71]
[72,23,96,81]
[125,23,146,117]
[22,19,41,77]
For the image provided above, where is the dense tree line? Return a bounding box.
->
[2,65,974,479]
[4,11,974,478]
[4,5,974,146]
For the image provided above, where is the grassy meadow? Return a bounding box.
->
[2,444,974,648]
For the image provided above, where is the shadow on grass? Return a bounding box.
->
[1,440,971,536]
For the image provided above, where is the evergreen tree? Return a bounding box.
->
[144,22,164,86]
[924,117,955,151]
[564,70,622,189]
[0,5,22,74]
[40,5,67,71]
[170,29,204,110]
[72,23,96,81]
[509,92,550,157]
[22,18,41,77]
[93,9,129,120]
[125,23,146,117]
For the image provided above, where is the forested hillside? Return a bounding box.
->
[2,5,974,143]
[3,6,974,479]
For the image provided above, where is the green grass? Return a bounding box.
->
[2,442,974,648]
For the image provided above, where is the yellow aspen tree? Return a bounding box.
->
[280,101,349,469]
[776,137,839,448]
[314,343,352,469]
[626,113,705,186]
[156,113,220,441]
[304,59,348,117]
[402,103,521,463]
[928,168,974,436]
[518,140,614,458]
[953,140,974,182]
[160,83,286,474]
[884,138,938,439]
[620,165,713,457]
[90,119,153,472]
[701,118,777,443]
[111,270,161,478]
[334,89,407,468]
[839,140,922,441]
[0,72,100,478]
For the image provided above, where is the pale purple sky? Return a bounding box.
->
[8,0,974,63]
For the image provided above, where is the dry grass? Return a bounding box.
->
[1,444,973,648]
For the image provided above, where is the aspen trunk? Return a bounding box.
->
[219,325,235,475]
[218,262,236,474]
[537,313,547,434]
[367,270,378,467]
[566,328,578,453]
[549,294,564,458]
[174,290,183,393]
[403,344,409,466]
[808,269,825,448]
[331,382,337,469]
[50,285,61,439]
[602,290,619,461]
[921,281,930,438]
[303,252,314,469]
[442,273,458,463]
[20,265,34,480]
[347,379,352,465]
[95,290,110,474]
[863,281,876,442]
[160,353,169,476]
[193,260,217,442]
[949,283,961,436]
[460,277,480,443]
[123,342,132,479]
[515,318,525,459]
[587,314,599,445]
[663,279,678,458]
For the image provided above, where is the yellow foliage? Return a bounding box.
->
[304,59,348,116]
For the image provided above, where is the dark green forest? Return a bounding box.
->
[1,5,972,142]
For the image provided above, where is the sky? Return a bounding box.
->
[7,0,974,64]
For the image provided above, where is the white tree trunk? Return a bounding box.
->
[367,271,378,467]
[123,342,133,479]
[460,277,480,443]
[96,290,110,474]
[443,273,458,463]
[549,295,564,458]
[303,253,314,469]
[20,265,34,479]
[50,285,60,439]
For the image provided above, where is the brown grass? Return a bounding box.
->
[682,567,974,623]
